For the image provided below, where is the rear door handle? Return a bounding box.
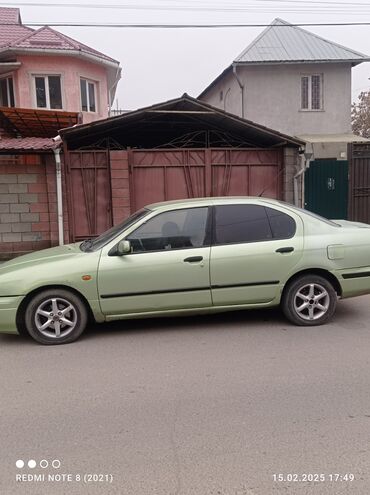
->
[184,256,203,263]
[275,247,294,254]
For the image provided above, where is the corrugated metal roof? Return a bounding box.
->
[297,133,370,143]
[0,106,80,138]
[60,94,305,149]
[235,18,370,64]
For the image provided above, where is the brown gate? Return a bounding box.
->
[348,143,370,224]
[129,148,282,210]
[66,151,112,241]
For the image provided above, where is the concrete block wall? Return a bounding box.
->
[0,154,69,260]
[283,147,300,205]
[110,150,131,224]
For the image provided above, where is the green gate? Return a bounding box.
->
[304,159,348,219]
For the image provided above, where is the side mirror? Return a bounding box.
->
[109,240,131,256]
[117,240,131,255]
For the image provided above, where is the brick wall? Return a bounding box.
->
[0,154,69,260]
[110,150,131,224]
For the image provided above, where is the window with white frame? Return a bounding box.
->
[0,76,15,107]
[80,78,97,112]
[33,75,62,109]
[301,74,323,110]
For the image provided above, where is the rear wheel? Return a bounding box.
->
[25,289,88,345]
[282,275,337,326]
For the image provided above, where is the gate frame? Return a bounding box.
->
[128,146,284,212]
[64,148,113,242]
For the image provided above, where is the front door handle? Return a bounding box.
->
[184,256,203,263]
[275,247,294,254]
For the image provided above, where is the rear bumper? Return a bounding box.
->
[0,296,23,334]
[335,268,370,298]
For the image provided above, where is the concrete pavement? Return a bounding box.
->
[1,296,370,494]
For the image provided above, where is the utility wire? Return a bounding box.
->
[2,1,370,11]
[4,22,370,28]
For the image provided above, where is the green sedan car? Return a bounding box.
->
[1,197,370,345]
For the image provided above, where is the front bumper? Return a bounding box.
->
[0,296,23,334]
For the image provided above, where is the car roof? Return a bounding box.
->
[146,196,282,211]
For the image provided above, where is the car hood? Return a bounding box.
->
[0,243,101,297]
[0,243,82,272]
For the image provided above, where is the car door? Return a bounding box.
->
[210,203,304,306]
[98,206,212,316]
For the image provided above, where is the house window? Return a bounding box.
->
[34,75,62,109]
[0,77,15,107]
[80,78,97,112]
[301,74,322,110]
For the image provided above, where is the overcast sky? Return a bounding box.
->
[6,0,370,110]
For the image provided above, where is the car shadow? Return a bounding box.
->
[0,298,363,346]
[84,307,286,339]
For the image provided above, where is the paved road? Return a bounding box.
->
[1,297,370,495]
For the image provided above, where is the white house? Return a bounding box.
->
[199,18,370,160]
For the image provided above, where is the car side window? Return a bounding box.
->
[214,205,272,245]
[127,207,209,253]
[265,207,296,239]
[214,205,297,245]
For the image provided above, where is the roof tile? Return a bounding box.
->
[0,7,21,24]
[0,7,118,64]
[0,137,57,151]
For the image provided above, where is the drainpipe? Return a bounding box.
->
[232,64,245,118]
[53,147,64,246]
[108,67,122,116]
[294,146,313,207]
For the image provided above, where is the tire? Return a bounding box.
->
[24,289,88,345]
[282,275,337,326]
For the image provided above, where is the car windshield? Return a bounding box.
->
[80,208,150,252]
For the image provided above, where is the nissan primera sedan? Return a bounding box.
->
[1,197,370,345]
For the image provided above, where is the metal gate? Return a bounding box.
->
[129,148,283,210]
[348,143,370,224]
[66,151,112,241]
[304,159,348,219]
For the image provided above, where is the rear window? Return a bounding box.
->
[279,202,341,227]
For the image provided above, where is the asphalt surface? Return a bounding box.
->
[1,297,370,495]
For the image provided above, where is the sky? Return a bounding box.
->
[4,0,370,111]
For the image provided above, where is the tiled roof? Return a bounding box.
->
[0,7,21,24]
[0,137,58,151]
[11,26,118,63]
[0,8,33,48]
[0,7,118,65]
[235,18,370,64]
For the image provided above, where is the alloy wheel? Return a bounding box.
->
[293,283,330,321]
[34,297,78,339]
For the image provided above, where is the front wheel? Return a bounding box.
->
[282,275,337,326]
[24,289,88,344]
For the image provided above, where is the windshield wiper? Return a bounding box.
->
[80,238,94,252]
